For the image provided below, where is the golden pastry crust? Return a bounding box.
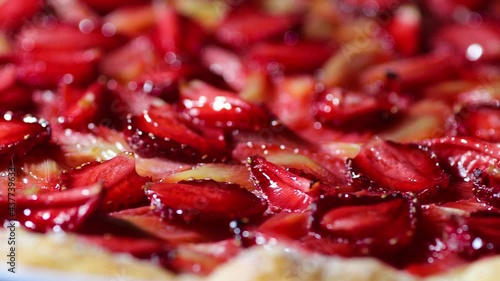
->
[4,229,500,281]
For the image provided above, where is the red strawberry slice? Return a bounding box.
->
[145,179,267,223]
[312,193,417,257]
[80,0,150,13]
[215,5,298,48]
[455,103,500,142]
[246,41,336,74]
[16,24,123,52]
[473,168,500,209]
[360,52,460,90]
[17,49,102,87]
[125,104,229,163]
[179,80,269,131]
[338,0,409,12]
[168,239,242,275]
[111,207,228,244]
[0,0,41,31]
[385,4,421,56]
[248,156,316,213]
[314,87,407,130]
[82,235,169,260]
[60,153,150,212]
[0,113,50,158]
[153,3,206,60]
[201,46,248,91]
[432,23,500,62]
[58,82,107,131]
[1,183,104,232]
[258,211,310,240]
[0,184,102,210]
[423,137,500,180]
[348,139,450,197]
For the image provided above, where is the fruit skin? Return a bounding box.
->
[310,192,418,258]
[124,105,229,163]
[59,153,150,212]
[248,156,317,213]
[473,168,500,208]
[348,139,450,198]
[0,113,51,158]
[178,80,269,131]
[455,103,500,142]
[145,179,268,223]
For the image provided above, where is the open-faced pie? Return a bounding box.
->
[1,0,500,280]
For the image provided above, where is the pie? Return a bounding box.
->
[1,0,500,280]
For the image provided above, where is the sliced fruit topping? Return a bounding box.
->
[385,4,421,56]
[153,3,206,60]
[201,46,248,91]
[473,168,500,208]
[360,52,459,90]
[423,137,500,180]
[60,153,150,212]
[248,156,317,213]
[125,104,229,163]
[246,41,336,74]
[179,80,269,131]
[314,87,407,130]
[455,103,500,142]
[81,235,169,260]
[258,211,310,240]
[1,183,103,233]
[167,239,242,275]
[0,0,42,31]
[215,5,298,48]
[312,193,417,257]
[432,23,500,62]
[0,112,50,158]
[111,206,227,244]
[348,139,449,197]
[145,179,267,223]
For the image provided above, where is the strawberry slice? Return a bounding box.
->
[17,49,102,87]
[215,5,298,48]
[473,168,500,209]
[258,211,310,240]
[432,23,500,62]
[82,235,169,260]
[246,41,336,74]
[312,193,417,257]
[385,4,421,56]
[0,113,50,158]
[153,3,206,60]
[111,207,228,244]
[168,239,242,275]
[314,87,407,130]
[60,153,150,212]
[360,52,460,90]
[80,0,150,13]
[16,23,122,52]
[201,46,248,91]
[455,103,500,142]
[248,156,316,213]
[57,82,107,131]
[423,137,500,180]
[125,104,229,163]
[348,139,450,197]
[1,183,103,232]
[0,0,41,31]
[145,179,267,223]
[178,80,269,131]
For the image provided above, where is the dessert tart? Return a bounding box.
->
[1,0,500,280]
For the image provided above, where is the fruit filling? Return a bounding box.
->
[1,0,500,277]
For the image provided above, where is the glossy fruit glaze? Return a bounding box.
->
[0,0,500,277]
